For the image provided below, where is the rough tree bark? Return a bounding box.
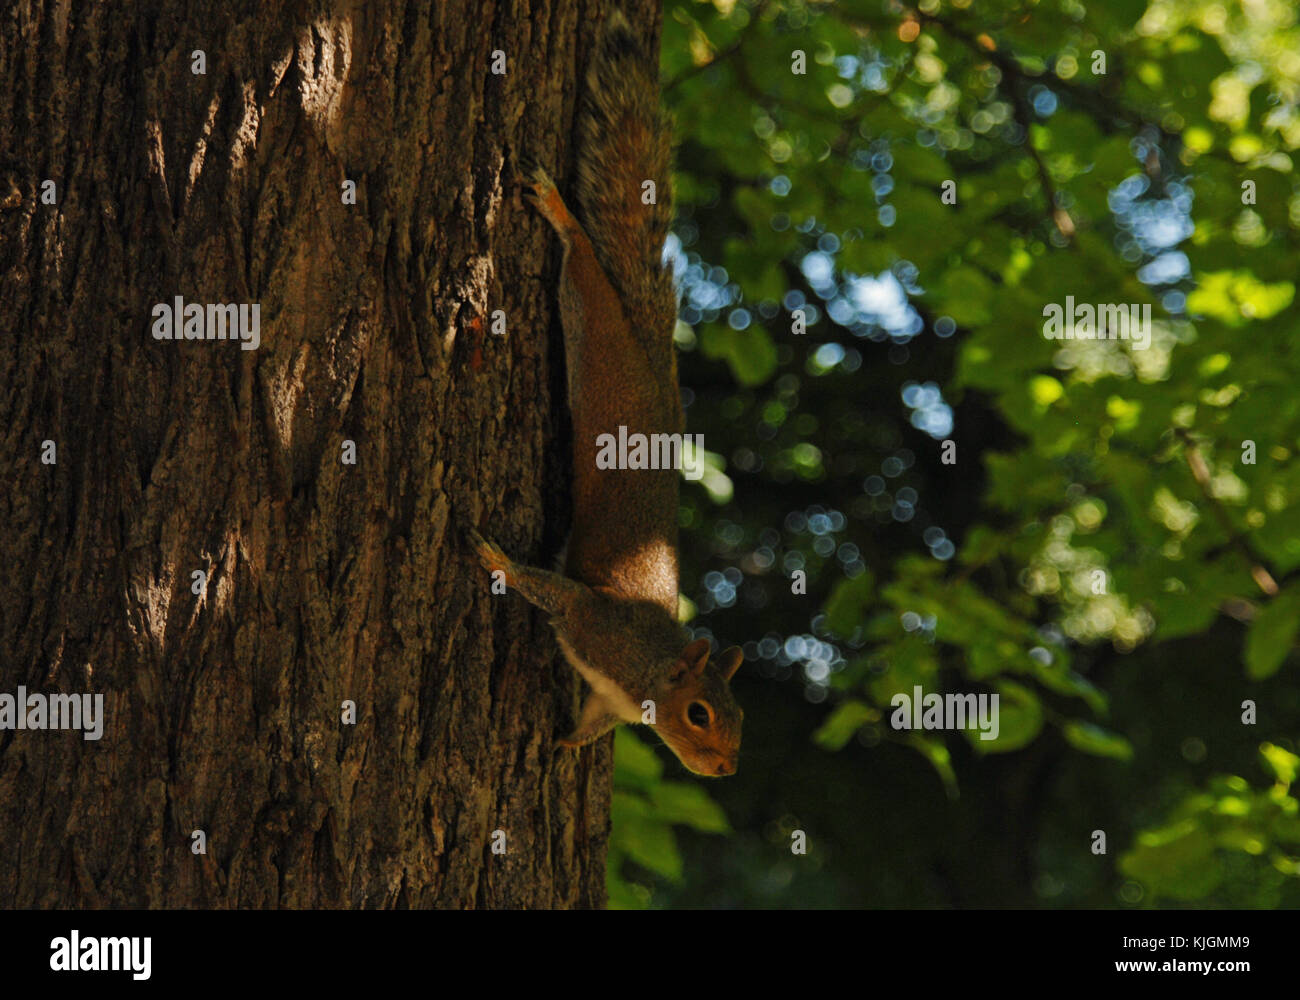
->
[0,0,662,908]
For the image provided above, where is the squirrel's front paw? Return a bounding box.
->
[468,528,511,576]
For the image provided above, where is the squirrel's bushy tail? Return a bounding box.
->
[575,9,676,338]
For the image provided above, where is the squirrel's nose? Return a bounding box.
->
[716,759,735,776]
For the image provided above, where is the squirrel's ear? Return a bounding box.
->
[681,638,711,676]
[718,646,743,682]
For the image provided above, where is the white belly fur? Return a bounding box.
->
[555,636,643,722]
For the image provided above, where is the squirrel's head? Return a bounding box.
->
[655,638,744,777]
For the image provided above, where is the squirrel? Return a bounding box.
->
[469,9,744,778]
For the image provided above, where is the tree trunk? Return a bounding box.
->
[0,0,660,909]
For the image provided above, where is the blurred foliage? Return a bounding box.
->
[608,0,1300,908]
[608,729,731,908]
[1119,744,1300,903]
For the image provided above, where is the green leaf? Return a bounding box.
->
[968,679,1043,754]
[813,699,875,751]
[649,782,731,833]
[1120,821,1224,901]
[1031,664,1108,716]
[889,144,953,184]
[613,728,664,789]
[699,323,778,386]
[1260,743,1299,787]
[611,792,683,881]
[928,265,994,327]
[907,734,959,801]
[1062,721,1134,761]
[1244,585,1300,679]
[822,571,875,637]
[605,851,653,910]
[1186,270,1295,327]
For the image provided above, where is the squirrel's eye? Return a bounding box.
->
[687,702,710,728]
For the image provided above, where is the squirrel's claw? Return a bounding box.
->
[521,163,554,198]
[522,165,572,236]
[468,528,510,576]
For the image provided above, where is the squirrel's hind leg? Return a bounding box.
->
[468,528,588,616]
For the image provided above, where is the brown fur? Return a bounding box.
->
[471,12,743,777]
